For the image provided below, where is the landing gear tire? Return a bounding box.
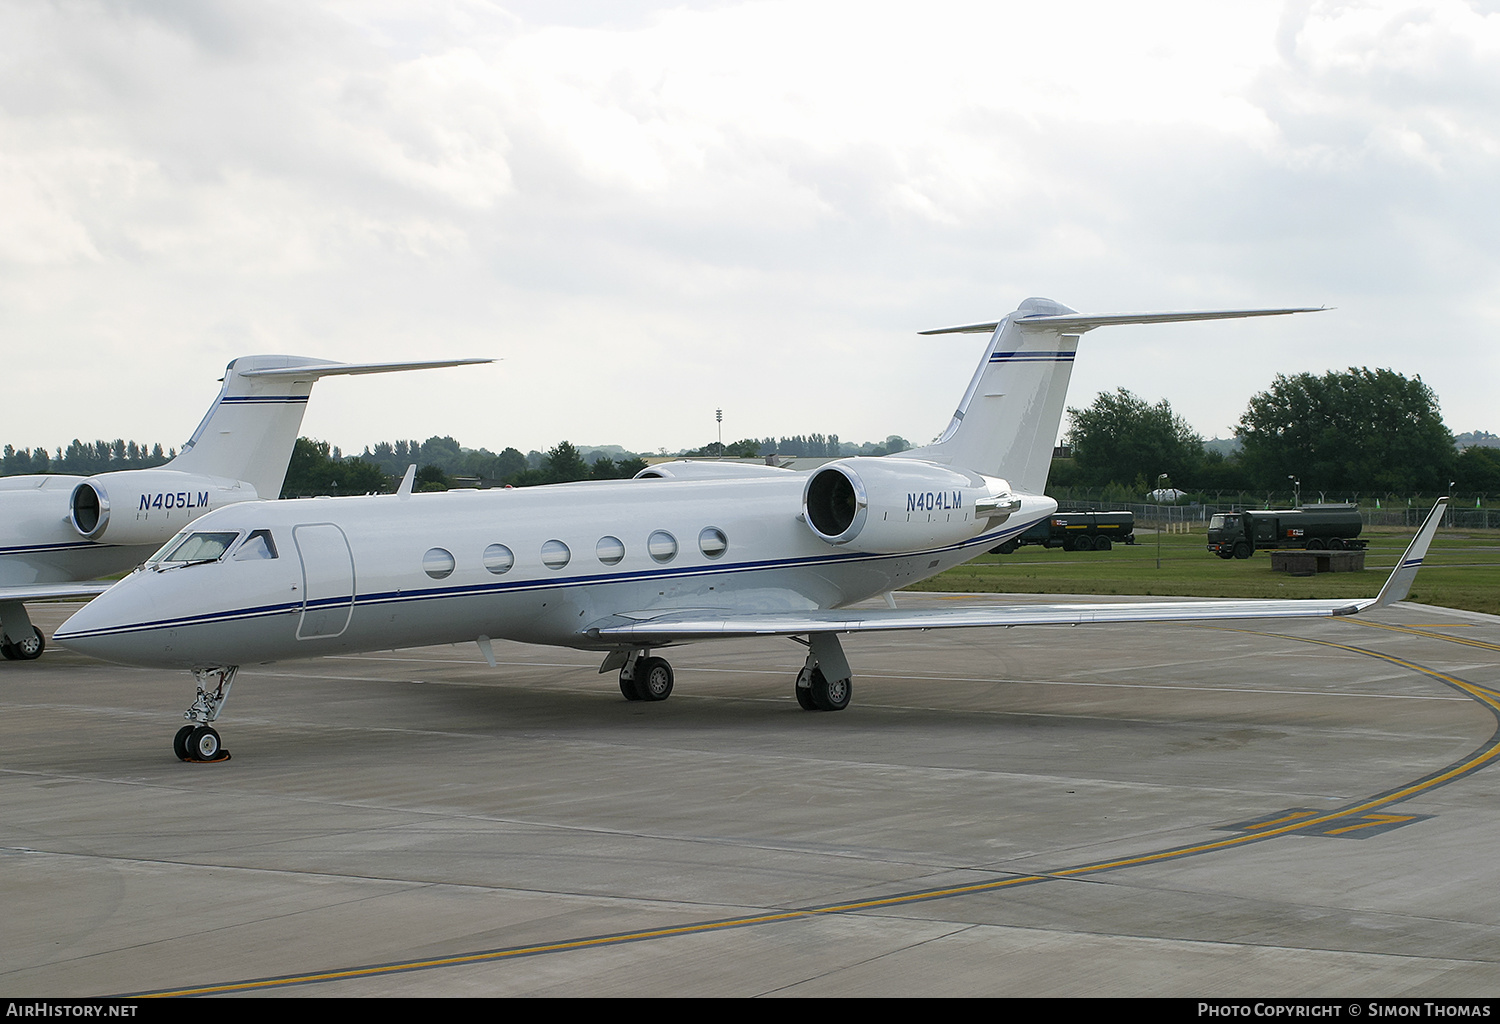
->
[809,667,852,712]
[2,628,44,661]
[173,725,195,761]
[795,678,818,710]
[184,726,225,762]
[619,673,642,701]
[636,657,674,701]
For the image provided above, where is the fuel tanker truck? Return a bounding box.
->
[1207,505,1366,559]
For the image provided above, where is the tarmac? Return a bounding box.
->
[3,594,1498,997]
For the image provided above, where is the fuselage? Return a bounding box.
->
[55,472,1055,670]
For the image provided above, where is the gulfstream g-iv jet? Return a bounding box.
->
[55,299,1446,763]
[0,354,489,660]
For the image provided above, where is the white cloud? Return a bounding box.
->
[2,0,1497,457]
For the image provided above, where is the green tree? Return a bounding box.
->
[1455,445,1500,495]
[281,438,390,497]
[1064,389,1203,488]
[544,441,590,483]
[1236,368,1454,493]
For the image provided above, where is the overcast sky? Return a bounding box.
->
[4,0,1498,460]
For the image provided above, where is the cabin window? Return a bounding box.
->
[483,543,514,574]
[233,530,278,561]
[541,539,571,570]
[424,547,456,579]
[648,530,678,563]
[698,527,728,559]
[596,536,626,565]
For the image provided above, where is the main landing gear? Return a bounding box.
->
[610,633,857,713]
[618,649,674,702]
[0,626,45,661]
[793,633,853,712]
[1,601,46,661]
[174,666,237,762]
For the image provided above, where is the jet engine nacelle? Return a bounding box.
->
[801,458,1017,553]
[70,470,258,546]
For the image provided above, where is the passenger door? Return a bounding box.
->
[293,523,355,640]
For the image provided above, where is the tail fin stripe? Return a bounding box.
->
[990,351,1076,363]
[220,396,310,405]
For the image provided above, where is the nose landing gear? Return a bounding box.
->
[174,667,236,762]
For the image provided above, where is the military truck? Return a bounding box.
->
[992,511,1136,553]
[1206,506,1365,559]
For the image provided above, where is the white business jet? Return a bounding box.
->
[54,298,1446,763]
[1,354,488,660]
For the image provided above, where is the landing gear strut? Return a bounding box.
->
[794,633,853,712]
[618,649,674,702]
[175,667,237,762]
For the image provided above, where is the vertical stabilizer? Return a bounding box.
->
[166,355,490,499]
[897,300,1323,493]
[896,297,1079,492]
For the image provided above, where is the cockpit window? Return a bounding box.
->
[233,530,278,561]
[147,530,240,567]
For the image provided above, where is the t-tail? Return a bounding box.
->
[167,355,491,498]
[895,298,1325,492]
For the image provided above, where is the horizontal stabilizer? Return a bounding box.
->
[920,307,1326,336]
[236,358,492,379]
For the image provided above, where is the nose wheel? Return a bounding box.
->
[174,724,230,763]
[173,667,237,762]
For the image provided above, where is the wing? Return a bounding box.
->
[0,582,116,604]
[584,500,1446,645]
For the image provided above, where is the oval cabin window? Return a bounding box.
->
[424,547,456,579]
[541,539,571,570]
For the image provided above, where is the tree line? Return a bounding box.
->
[281,434,912,497]
[1057,367,1500,499]
[2,440,176,476]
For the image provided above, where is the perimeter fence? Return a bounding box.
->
[1053,499,1500,530]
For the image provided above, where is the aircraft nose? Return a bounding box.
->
[54,577,159,665]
